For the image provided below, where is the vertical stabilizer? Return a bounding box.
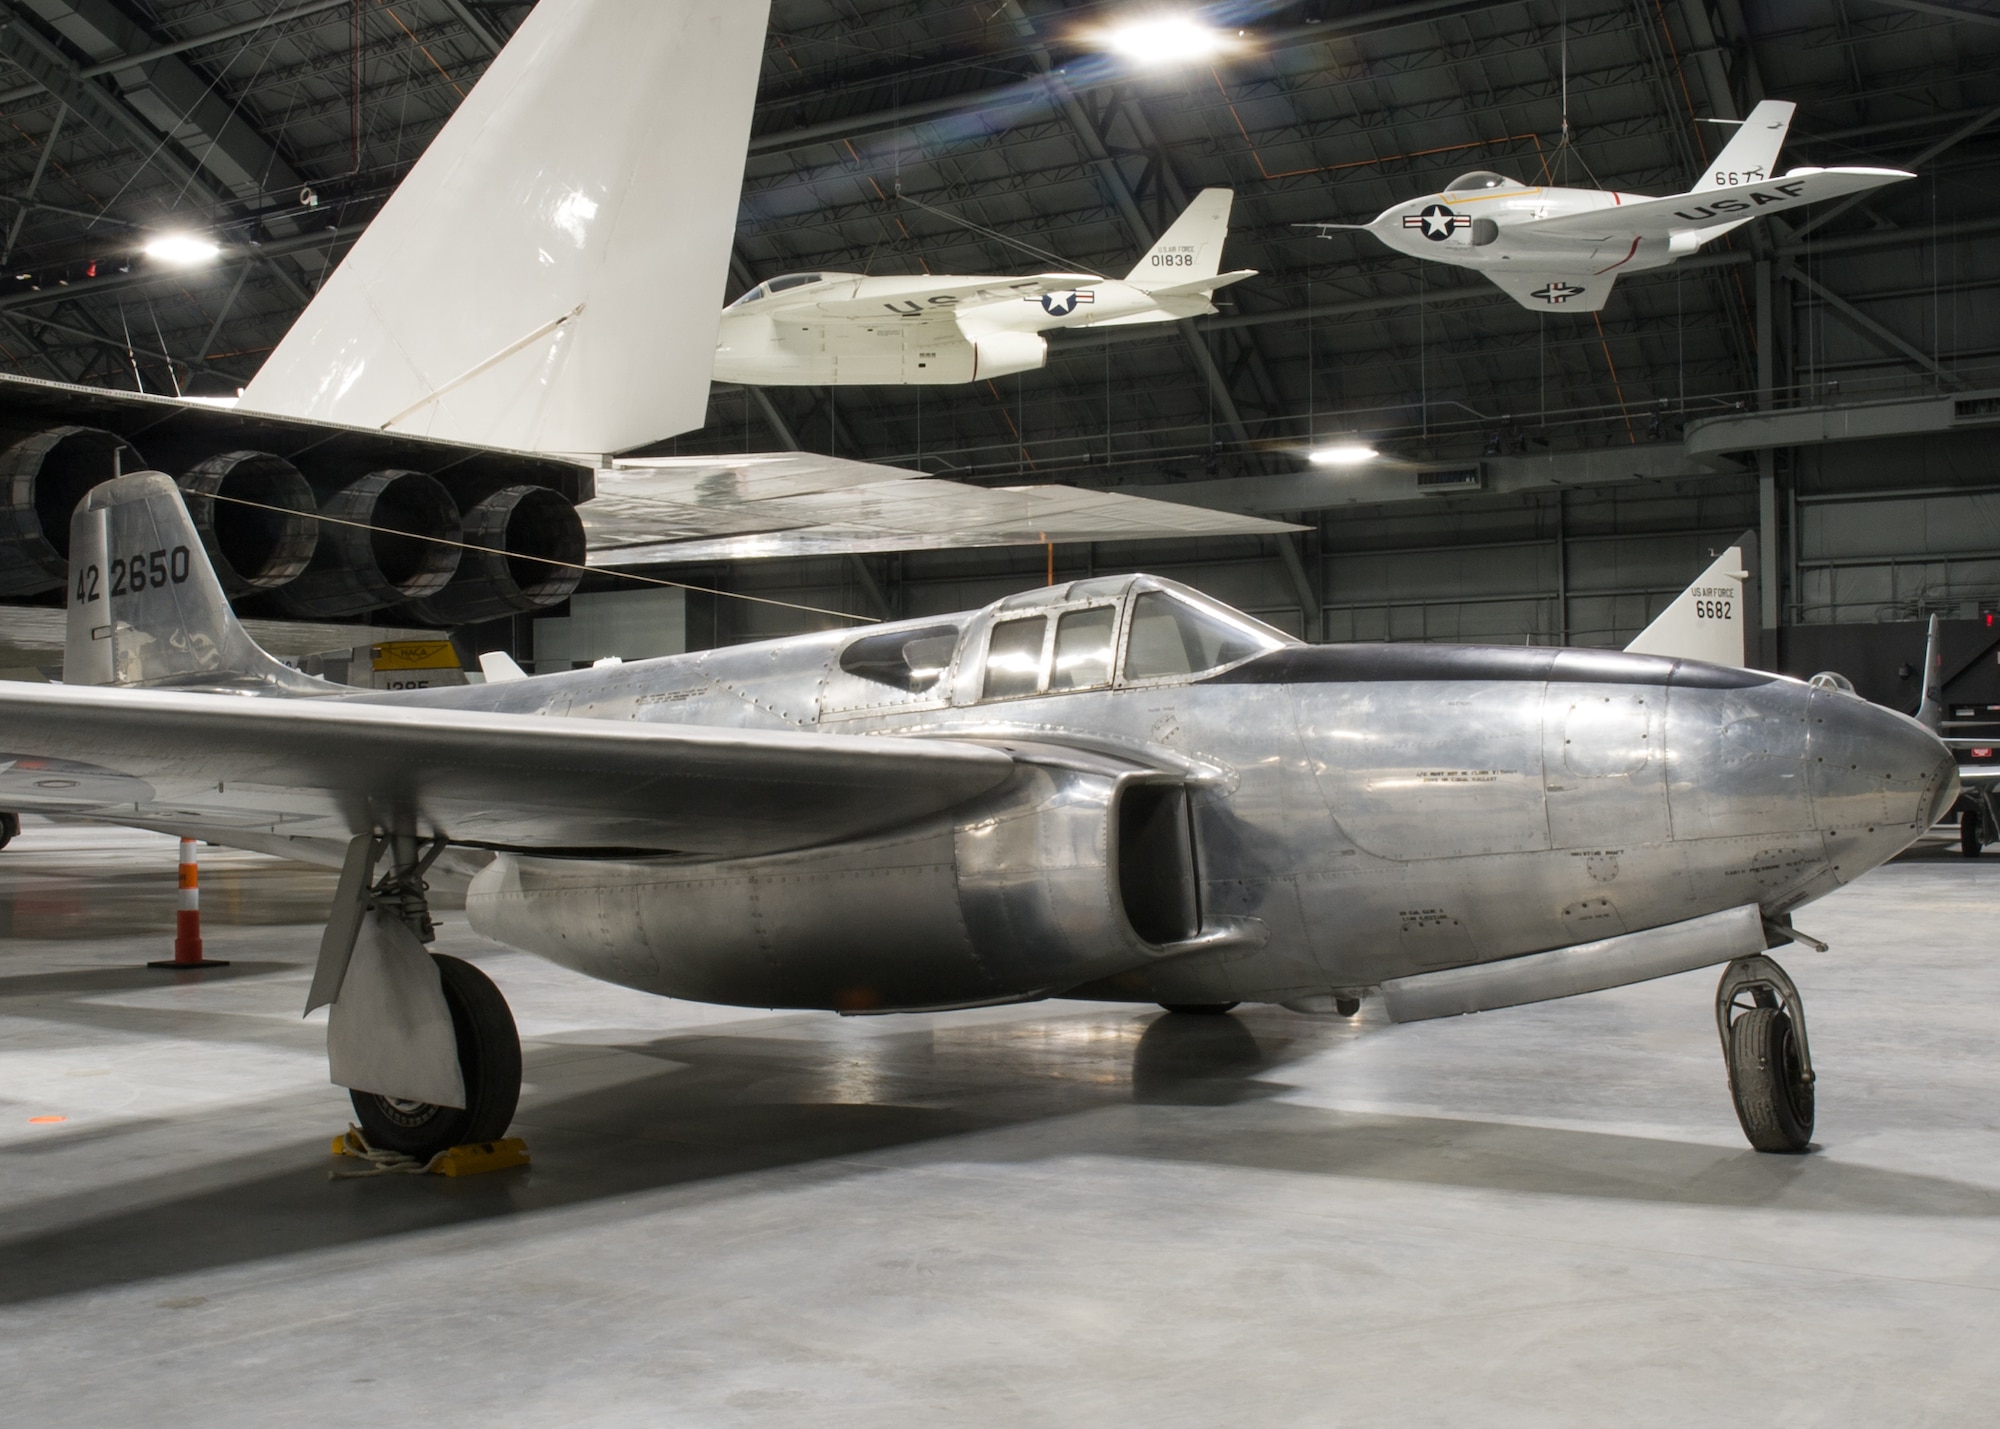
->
[1624,545,1750,667]
[1690,100,1796,191]
[65,474,323,693]
[239,0,772,459]
[1127,189,1234,288]
[1917,613,1945,732]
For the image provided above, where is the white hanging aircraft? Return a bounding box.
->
[711,189,1254,385]
[1303,100,1913,313]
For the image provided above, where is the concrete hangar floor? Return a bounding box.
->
[1,819,1994,1427]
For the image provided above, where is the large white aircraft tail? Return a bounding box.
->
[239,0,771,460]
[1624,541,1751,667]
[1690,100,1796,191]
[1127,189,1235,288]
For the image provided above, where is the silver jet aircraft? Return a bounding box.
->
[0,474,1956,1160]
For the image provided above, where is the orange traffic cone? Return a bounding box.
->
[149,838,230,970]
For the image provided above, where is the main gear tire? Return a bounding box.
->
[0,812,17,850]
[1962,807,1982,859]
[1158,1002,1240,1016]
[1727,1005,1814,1153]
[350,953,521,1160]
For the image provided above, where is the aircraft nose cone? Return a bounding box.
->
[1810,688,1958,882]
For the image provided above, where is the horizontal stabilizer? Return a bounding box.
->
[1137,269,1257,300]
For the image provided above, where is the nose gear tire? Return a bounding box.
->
[1727,1005,1814,1153]
[349,953,521,1160]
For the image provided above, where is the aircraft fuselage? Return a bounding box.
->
[370,583,1952,1016]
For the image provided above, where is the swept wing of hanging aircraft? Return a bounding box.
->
[712,189,1255,385]
[1301,101,1913,312]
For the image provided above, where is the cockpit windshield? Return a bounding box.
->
[1122,592,1272,680]
[1446,171,1519,192]
[726,273,829,309]
[967,578,1287,704]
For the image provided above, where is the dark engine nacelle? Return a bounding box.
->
[177,451,319,595]
[1,424,586,627]
[0,427,145,596]
[273,469,463,619]
[404,484,585,626]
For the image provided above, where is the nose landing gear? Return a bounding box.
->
[1716,955,1815,1153]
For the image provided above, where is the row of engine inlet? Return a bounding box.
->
[0,426,585,624]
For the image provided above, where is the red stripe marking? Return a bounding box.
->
[1594,237,1643,275]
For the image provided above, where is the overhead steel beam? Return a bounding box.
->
[746,0,1499,159]
[1,101,63,265]
[1780,262,1965,388]
[1867,0,2000,27]
[0,222,359,314]
[0,0,351,107]
[7,0,306,210]
[437,0,505,57]
[1788,102,2000,242]
[996,1,1264,451]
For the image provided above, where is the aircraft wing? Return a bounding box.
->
[1483,268,1617,313]
[800,274,1104,319]
[582,455,1302,564]
[1520,167,1913,243]
[0,682,1016,859]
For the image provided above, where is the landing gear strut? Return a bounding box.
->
[1716,954,1815,1153]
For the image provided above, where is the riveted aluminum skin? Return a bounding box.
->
[454,575,1956,1015]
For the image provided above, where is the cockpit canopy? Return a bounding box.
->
[726,272,858,308]
[1445,171,1525,192]
[829,575,1291,712]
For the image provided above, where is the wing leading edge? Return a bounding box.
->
[0,682,1017,858]
[1519,167,1913,244]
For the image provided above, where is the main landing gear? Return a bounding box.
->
[0,812,18,851]
[1962,808,1984,859]
[350,953,521,1158]
[317,834,523,1163]
[1716,954,1815,1153]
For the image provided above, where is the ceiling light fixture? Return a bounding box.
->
[143,233,220,266]
[1103,15,1231,66]
[1308,443,1378,467]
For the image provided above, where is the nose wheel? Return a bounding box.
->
[1716,955,1815,1153]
